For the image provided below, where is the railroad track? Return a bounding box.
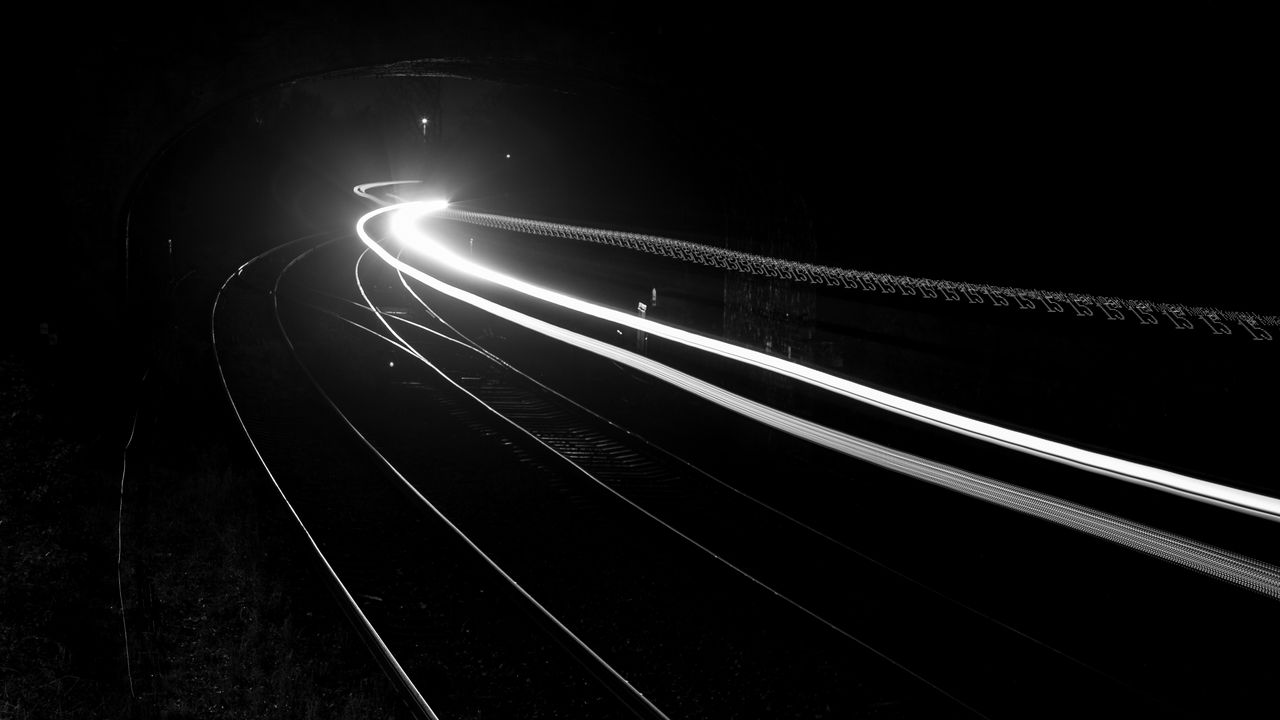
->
[333,241,1215,718]
[278,239,984,718]
[214,234,656,719]
[358,194,1280,715]
[216,225,1279,718]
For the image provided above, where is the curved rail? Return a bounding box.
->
[212,234,440,720]
[279,245,672,720]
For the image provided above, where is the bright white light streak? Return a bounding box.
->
[354,203,1280,598]
[354,182,448,210]
[359,197,1280,524]
[354,181,421,203]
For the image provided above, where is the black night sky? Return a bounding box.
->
[4,5,1277,719]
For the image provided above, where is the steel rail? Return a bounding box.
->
[212,234,440,720]
[277,244,672,720]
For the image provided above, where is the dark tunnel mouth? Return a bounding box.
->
[117,55,738,298]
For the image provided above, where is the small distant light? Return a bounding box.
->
[420,117,428,125]
[505,153,511,159]
[389,361,395,367]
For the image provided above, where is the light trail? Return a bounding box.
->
[355,193,1280,524]
[362,252,1191,691]
[416,195,1277,338]
[354,180,427,206]
[347,185,1280,598]
[351,246,997,716]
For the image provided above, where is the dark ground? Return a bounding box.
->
[1,88,423,719]
[1,288,414,719]
[4,11,1277,717]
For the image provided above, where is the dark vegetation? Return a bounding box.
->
[8,16,1275,714]
[2,82,423,720]
[2,356,124,718]
[2,287,412,720]
[1,303,412,720]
